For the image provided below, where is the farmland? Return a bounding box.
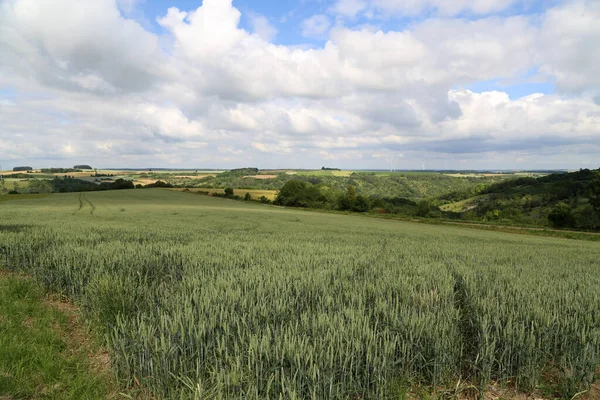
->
[170,188,279,201]
[1,189,599,399]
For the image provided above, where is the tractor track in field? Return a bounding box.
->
[72,193,96,216]
[72,193,84,215]
[84,195,96,215]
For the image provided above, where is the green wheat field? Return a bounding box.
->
[1,189,599,399]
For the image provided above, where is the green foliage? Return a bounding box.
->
[274,180,327,208]
[244,192,252,201]
[73,165,93,170]
[24,179,53,194]
[548,202,576,228]
[52,177,134,192]
[191,170,507,200]
[224,187,234,197]
[12,166,33,172]
[1,190,598,398]
[337,185,371,212]
[143,180,174,188]
[440,169,600,230]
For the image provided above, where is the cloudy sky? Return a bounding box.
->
[0,0,599,170]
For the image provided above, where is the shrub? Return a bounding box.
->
[548,203,575,228]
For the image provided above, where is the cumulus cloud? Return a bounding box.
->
[302,15,332,38]
[0,0,163,94]
[538,1,600,99]
[0,0,599,169]
[249,13,278,42]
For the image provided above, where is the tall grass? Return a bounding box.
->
[1,189,599,398]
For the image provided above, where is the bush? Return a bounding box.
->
[548,203,575,228]
[224,188,234,197]
[244,192,252,201]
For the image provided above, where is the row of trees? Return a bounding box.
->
[11,165,93,172]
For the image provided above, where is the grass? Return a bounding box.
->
[0,272,115,399]
[0,189,598,399]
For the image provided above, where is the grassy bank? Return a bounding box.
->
[0,272,116,399]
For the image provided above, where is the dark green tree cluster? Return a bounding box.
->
[274,180,327,208]
[142,181,174,188]
[73,165,93,170]
[52,177,134,193]
[12,166,33,172]
[337,186,371,212]
[41,168,82,174]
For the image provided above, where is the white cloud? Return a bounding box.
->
[0,0,599,170]
[331,0,520,18]
[538,1,600,99]
[302,15,332,38]
[0,0,163,93]
[330,0,368,18]
[249,13,278,42]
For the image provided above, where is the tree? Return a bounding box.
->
[417,200,430,217]
[574,204,600,230]
[275,180,325,208]
[244,192,251,201]
[224,187,234,197]
[346,185,357,202]
[353,195,371,212]
[338,185,359,211]
[548,203,575,228]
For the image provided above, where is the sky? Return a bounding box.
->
[0,0,599,170]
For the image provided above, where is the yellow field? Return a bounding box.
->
[170,188,278,201]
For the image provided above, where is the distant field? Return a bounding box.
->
[2,179,31,190]
[171,188,278,200]
[295,170,354,177]
[444,172,548,178]
[1,189,598,399]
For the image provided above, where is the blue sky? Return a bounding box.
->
[0,0,598,170]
